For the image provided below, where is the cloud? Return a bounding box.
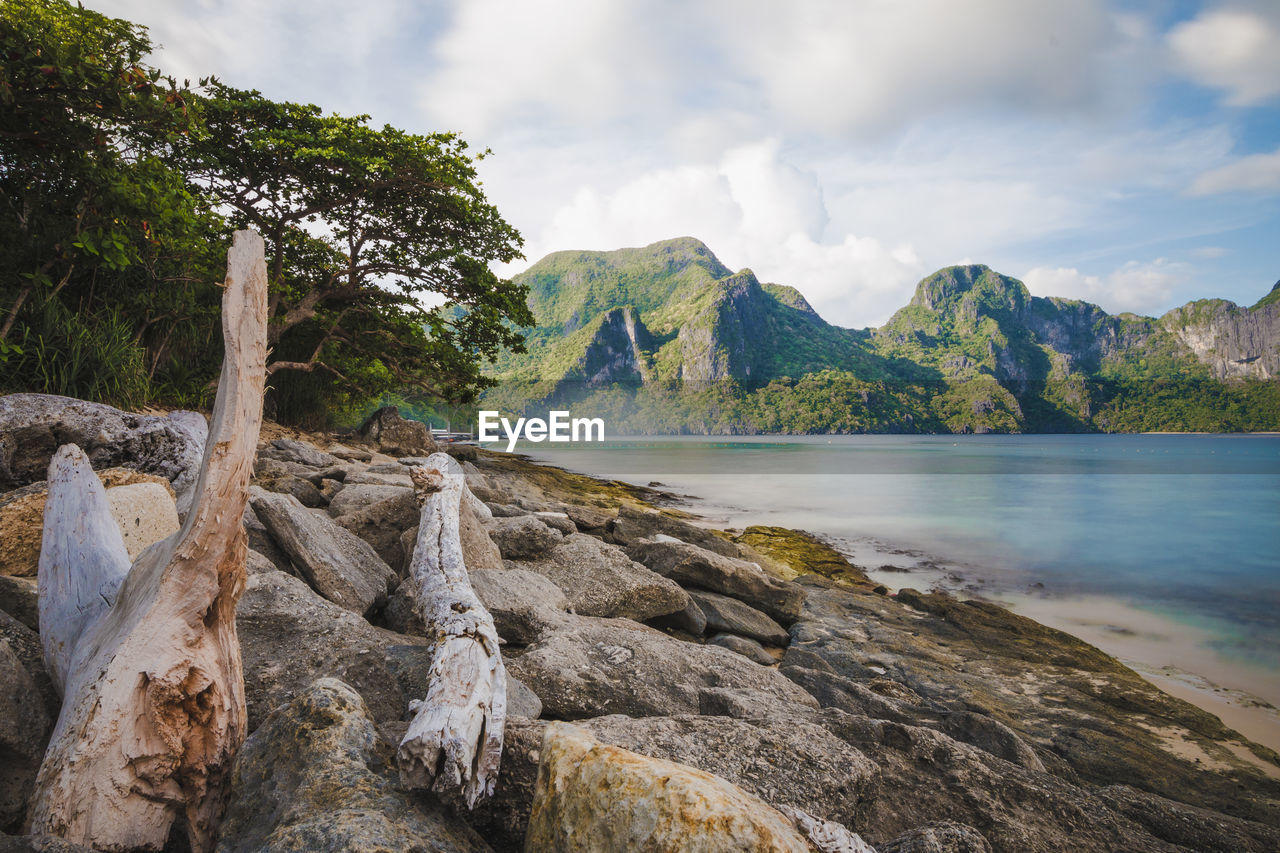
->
[1191,246,1228,258]
[1022,259,1190,314]
[1168,5,1280,106]
[1187,146,1280,195]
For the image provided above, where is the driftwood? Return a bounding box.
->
[27,230,268,852]
[398,452,506,808]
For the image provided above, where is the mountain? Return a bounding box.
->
[485,238,1280,433]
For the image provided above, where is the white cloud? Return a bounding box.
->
[1022,259,1190,314]
[1191,246,1228,258]
[1187,146,1280,195]
[1169,6,1280,105]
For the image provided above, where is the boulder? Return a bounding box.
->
[400,494,503,575]
[250,491,396,616]
[0,575,38,630]
[251,459,326,507]
[241,502,293,575]
[0,612,58,834]
[563,504,614,534]
[257,437,341,469]
[357,407,438,457]
[508,676,543,720]
[333,489,420,569]
[381,568,569,646]
[0,394,204,500]
[524,722,815,852]
[506,614,817,719]
[327,443,373,462]
[708,632,776,666]
[511,534,689,622]
[484,514,563,559]
[0,468,174,577]
[626,538,805,625]
[104,481,180,561]
[532,511,577,535]
[880,822,993,853]
[235,569,434,729]
[646,596,707,636]
[579,713,880,829]
[688,589,790,646]
[941,711,1045,773]
[216,678,489,853]
[343,468,414,488]
[609,504,742,558]
[0,836,98,852]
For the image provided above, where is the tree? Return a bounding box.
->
[183,84,532,423]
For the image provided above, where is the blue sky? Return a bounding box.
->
[96,0,1279,327]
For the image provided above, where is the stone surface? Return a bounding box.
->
[251,458,326,507]
[510,533,689,622]
[357,407,439,457]
[251,491,397,615]
[0,837,98,852]
[525,722,815,852]
[506,614,817,719]
[0,467,173,577]
[646,596,707,636]
[708,632,776,666]
[104,481,180,561]
[626,538,805,625]
[609,504,745,558]
[0,612,58,834]
[258,437,342,469]
[216,678,489,853]
[327,483,413,518]
[879,822,993,853]
[332,488,419,570]
[484,514,563,559]
[508,675,543,720]
[688,589,790,646]
[0,575,38,631]
[0,394,205,498]
[532,511,577,535]
[386,567,570,646]
[399,493,503,578]
[579,713,880,829]
[343,469,414,488]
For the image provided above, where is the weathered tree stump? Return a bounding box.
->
[27,230,268,852]
[398,452,506,808]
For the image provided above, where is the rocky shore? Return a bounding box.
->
[2,395,1279,852]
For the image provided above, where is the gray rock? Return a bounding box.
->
[252,458,326,507]
[579,713,880,830]
[258,437,341,469]
[241,500,293,575]
[879,822,992,853]
[216,678,489,853]
[941,711,1045,773]
[235,570,435,729]
[0,612,57,834]
[250,491,396,616]
[358,407,439,457]
[689,589,789,646]
[0,837,98,852]
[626,538,805,625]
[506,614,817,719]
[327,443,373,462]
[245,549,280,576]
[333,489,420,569]
[471,568,571,645]
[508,675,543,720]
[511,534,689,622]
[486,502,526,518]
[465,718,548,851]
[484,515,563,559]
[0,394,205,500]
[609,504,742,557]
[326,483,413,517]
[0,575,37,631]
[343,469,414,488]
[708,632,776,665]
[646,596,707,636]
[400,497,502,575]
[532,511,577,535]
[562,504,614,534]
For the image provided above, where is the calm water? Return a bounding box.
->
[512,434,1280,671]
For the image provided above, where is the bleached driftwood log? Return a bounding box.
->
[28,230,268,852]
[398,452,506,808]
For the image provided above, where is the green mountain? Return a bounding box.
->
[485,238,1280,433]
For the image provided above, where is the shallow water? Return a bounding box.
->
[513,434,1280,674]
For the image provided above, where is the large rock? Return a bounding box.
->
[525,722,816,852]
[326,483,412,517]
[609,504,742,558]
[0,612,58,834]
[0,837,97,852]
[510,533,689,622]
[357,407,438,457]
[579,714,880,829]
[708,632,775,665]
[216,678,489,853]
[250,491,396,616]
[399,495,503,576]
[880,822,993,853]
[257,437,342,469]
[251,458,326,507]
[688,589,789,646]
[483,514,563,559]
[333,489,420,569]
[506,614,817,719]
[0,575,37,630]
[236,569,433,729]
[0,468,174,577]
[0,394,204,499]
[626,538,805,625]
[104,481,180,561]
[382,568,569,646]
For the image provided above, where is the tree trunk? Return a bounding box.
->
[27,230,268,852]
[397,452,506,809]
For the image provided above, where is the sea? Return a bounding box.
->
[511,433,1280,702]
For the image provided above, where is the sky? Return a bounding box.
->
[95,0,1280,328]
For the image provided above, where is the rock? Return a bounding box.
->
[250,491,396,616]
[0,394,205,502]
[688,589,790,646]
[400,494,502,576]
[327,443,372,462]
[563,504,614,534]
[318,478,343,502]
[780,806,878,853]
[326,483,413,517]
[471,568,571,645]
[257,437,341,469]
[245,550,279,576]
[104,481,180,561]
[484,514,563,559]
[940,711,1045,773]
[0,575,38,630]
[609,504,743,558]
[486,502,525,518]
[511,534,689,622]
[235,570,435,729]
[782,665,920,724]
[357,407,438,457]
[646,596,707,636]
[533,511,577,535]
[579,714,880,829]
[0,467,173,577]
[626,538,805,625]
[251,459,326,507]
[708,632,776,665]
[508,675,543,720]
[506,614,817,719]
[241,501,292,575]
[333,489,420,569]
[216,678,489,853]
[879,822,993,853]
[525,722,816,852]
[0,612,58,834]
[0,837,97,852]
[464,718,548,850]
[343,469,414,488]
